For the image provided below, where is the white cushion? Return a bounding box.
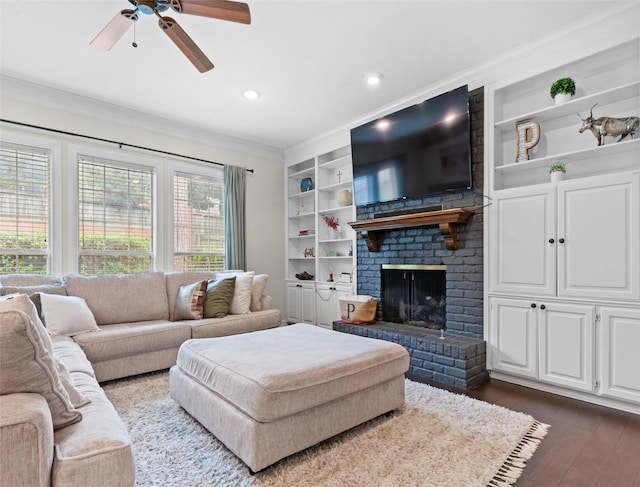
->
[250,274,269,312]
[218,271,255,314]
[40,294,99,336]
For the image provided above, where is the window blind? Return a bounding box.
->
[0,142,50,274]
[77,155,155,274]
[173,170,225,271]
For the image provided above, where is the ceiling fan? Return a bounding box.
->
[91,0,251,73]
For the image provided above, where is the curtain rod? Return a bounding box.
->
[0,119,254,173]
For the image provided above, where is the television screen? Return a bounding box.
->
[350,85,472,207]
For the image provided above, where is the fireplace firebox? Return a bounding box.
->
[381,264,447,330]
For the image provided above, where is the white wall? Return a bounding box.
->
[0,91,286,315]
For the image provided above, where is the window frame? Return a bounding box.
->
[0,135,227,276]
[172,168,226,272]
[0,131,62,275]
[68,144,163,274]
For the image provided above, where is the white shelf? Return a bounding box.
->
[495,82,639,131]
[318,154,351,169]
[288,189,315,200]
[318,180,353,192]
[495,138,640,175]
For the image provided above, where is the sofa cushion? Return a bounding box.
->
[73,321,192,363]
[0,274,62,286]
[203,277,236,318]
[217,271,255,314]
[40,294,99,337]
[0,393,54,487]
[64,272,169,325]
[189,308,282,339]
[0,284,67,321]
[165,271,218,320]
[51,337,96,378]
[52,372,135,487]
[173,280,207,320]
[250,274,269,312]
[0,299,82,430]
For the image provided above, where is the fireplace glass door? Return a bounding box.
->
[381,265,446,330]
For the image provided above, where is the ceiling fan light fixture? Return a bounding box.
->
[364,72,383,86]
[243,90,260,100]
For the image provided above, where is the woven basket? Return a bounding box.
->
[340,295,377,324]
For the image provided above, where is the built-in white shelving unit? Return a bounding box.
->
[285,145,357,328]
[485,38,640,413]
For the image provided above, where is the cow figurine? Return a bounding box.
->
[578,103,639,146]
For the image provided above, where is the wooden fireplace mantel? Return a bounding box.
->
[348,208,474,252]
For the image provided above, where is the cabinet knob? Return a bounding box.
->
[559,238,565,244]
[549,238,555,244]
[530,303,537,308]
[540,304,546,310]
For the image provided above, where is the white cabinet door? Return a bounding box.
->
[489,298,538,378]
[315,285,348,329]
[490,186,556,296]
[558,173,639,301]
[538,302,595,392]
[286,282,315,324]
[300,284,316,324]
[599,307,640,403]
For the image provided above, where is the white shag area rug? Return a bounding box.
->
[103,371,548,487]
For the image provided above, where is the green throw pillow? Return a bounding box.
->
[203,277,236,318]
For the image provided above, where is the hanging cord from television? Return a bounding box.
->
[459,192,493,213]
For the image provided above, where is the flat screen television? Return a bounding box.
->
[350,85,472,207]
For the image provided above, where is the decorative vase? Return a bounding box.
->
[554,93,572,105]
[300,177,314,192]
[330,227,340,240]
[550,171,565,182]
[337,189,353,207]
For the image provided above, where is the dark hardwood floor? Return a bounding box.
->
[425,377,640,486]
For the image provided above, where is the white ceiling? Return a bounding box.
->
[0,1,626,152]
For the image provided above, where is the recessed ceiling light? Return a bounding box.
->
[364,73,383,86]
[243,90,260,100]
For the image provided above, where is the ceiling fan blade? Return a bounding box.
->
[158,16,214,73]
[172,0,251,24]
[90,9,136,50]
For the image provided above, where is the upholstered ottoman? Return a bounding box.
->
[169,323,409,472]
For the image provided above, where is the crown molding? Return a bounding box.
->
[0,75,284,163]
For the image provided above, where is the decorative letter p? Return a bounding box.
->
[515,119,541,162]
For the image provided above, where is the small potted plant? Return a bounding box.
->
[550,77,576,104]
[549,159,567,182]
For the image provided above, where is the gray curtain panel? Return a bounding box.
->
[224,165,246,270]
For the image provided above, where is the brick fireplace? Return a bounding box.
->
[334,87,487,389]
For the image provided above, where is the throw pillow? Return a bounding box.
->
[56,359,91,408]
[202,277,236,318]
[173,280,208,320]
[0,284,68,322]
[223,271,255,314]
[0,295,83,429]
[250,274,269,312]
[40,293,100,336]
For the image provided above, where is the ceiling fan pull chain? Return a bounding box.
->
[132,18,138,48]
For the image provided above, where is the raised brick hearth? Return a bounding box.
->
[334,321,488,389]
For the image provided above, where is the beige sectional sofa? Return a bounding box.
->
[0,270,281,487]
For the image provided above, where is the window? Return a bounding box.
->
[0,142,51,274]
[173,170,225,271]
[77,155,155,274]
